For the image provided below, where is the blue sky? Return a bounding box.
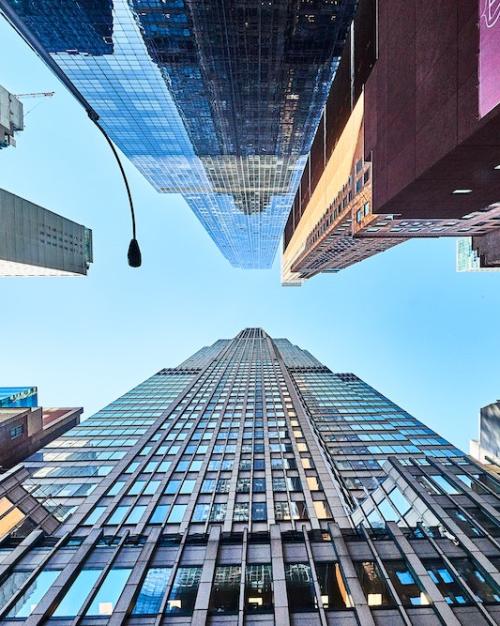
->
[1,17,499,452]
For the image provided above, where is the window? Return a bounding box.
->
[245,564,272,612]
[180,479,196,494]
[210,503,227,522]
[83,506,106,526]
[150,504,169,524]
[313,501,332,520]
[85,568,132,616]
[424,559,470,605]
[429,475,460,495]
[315,562,350,609]
[144,480,161,495]
[452,558,500,603]
[388,488,411,515]
[233,502,249,521]
[446,508,483,537]
[275,501,308,521]
[165,567,202,615]
[133,567,172,615]
[355,561,393,606]
[307,476,320,491]
[9,424,24,439]
[253,478,266,493]
[107,481,125,497]
[209,566,241,613]
[384,561,429,606]
[167,504,187,524]
[252,502,267,521]
[53,568,104,617]
[108,506,129,525]
[285,563,316,611]
[164,480,181,495]
[7,569,61,618]
[192,503,210,522]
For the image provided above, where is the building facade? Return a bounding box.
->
[0,0,356,269]
[0,388,38,409]
[0,329,497,624]
[0,188,93,277]
[470,401,500,473]
[282,0,500,284]
[0,387,81,471]
[0,85,23,149]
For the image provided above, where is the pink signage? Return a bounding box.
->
[479,0,500,117]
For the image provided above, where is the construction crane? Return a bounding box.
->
[15,91,55,98]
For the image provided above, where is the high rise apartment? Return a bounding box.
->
[0,0,356,268]
[282,0,500,284]
[0,188,93,276]
[0,329,498,624]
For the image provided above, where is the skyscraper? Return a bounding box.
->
[282,0,500,285]
[0,0,356,268]
[470,401,500,473]
[0,84,23,149]
[0,188,93,276]
[0,329,498,624]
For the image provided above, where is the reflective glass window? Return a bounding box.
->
[384,561,429,606]
[85,568,132,616]
[53,568,104,617]
[316,562,350,609]
[132,567,172,615]
[355,561,393,607]
[424,559,470,605]
[245,564,272,612]
[167,504,187,524]
[165,567,202,615]
[7,569,61,618]
[209,565,241,614]
[285,563,316,611]
[452,558,500,603]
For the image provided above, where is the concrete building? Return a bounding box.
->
[470,401,500,475]
[0,85,23,149]
[282,0,500,284]
[0,188,93,276]
[0,329,497,624]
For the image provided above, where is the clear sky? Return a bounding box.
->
[1,17,499,453]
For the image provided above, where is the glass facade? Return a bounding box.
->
[1,0,356,268]
[0,329,497,624]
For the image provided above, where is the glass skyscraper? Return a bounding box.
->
[0,329,498,624]
[0,0,356,268]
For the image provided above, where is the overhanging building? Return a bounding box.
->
[0,329,498,624]
[282,0,500,284]
[0,188,93,277]
[0,0,356,269]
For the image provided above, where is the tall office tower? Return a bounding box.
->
[470,401,500,475]
[0,387,81,471]
[457,235,500,272]
[0,329,498,624]
[0,188,93,276]
[282,0,500,285]
[0,0,356,269]
[0,85,23,149]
